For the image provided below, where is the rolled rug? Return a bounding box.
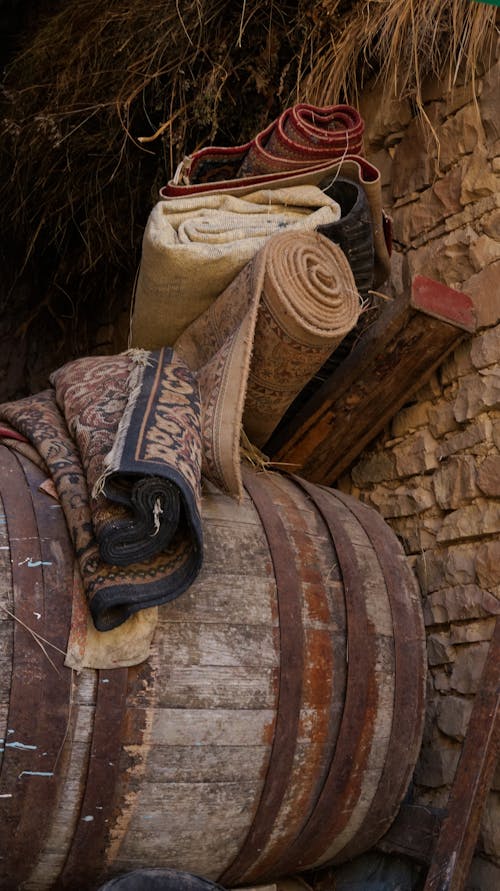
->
[317,178,374,300]
[161,156,391,288]
[0,348,204,632]
[240,104,364,175]
[130,186,341,350]
[95,474,182,565]
[175,229,361,499]
[51,348,203,573]
[173,104,364,183]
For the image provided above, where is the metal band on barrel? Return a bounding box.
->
[220,469,306,885]
[277,476,378,871]
[325,488,426,862]
[0,448,72,888]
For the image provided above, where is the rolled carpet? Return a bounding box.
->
[130,185,341,349]
[317,178,374,300]
[0,348,204,632]
[177,104,365,182]
[50,348,203,574]
[161,156,391,288]
[175,229,361,499]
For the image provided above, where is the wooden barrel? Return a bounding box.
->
[0,445,426,890]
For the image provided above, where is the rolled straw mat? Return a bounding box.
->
[162,157,391,288]
[175,229,361,499]
[130,186,340,349]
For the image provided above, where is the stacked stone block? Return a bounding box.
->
[344,42,500,890]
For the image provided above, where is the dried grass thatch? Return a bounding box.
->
[0,0,496,393]
[301,0,497,106]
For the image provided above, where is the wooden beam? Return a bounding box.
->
[266,276,477,486]
[422,617,500,891]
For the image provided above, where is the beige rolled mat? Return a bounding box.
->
[175,229,361,499]
[130,186,341,349]
[163,155,391,287]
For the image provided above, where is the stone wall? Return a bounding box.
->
[339,41,500,890]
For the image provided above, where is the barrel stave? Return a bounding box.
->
[233,473,347,883]
[25,671,98,890]
[0,493,13,777]
[0,459,426,889]
[109,485,280,881]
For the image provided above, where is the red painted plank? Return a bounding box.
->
[411,276,476,332]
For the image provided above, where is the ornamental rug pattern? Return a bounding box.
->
[0,348,203,631]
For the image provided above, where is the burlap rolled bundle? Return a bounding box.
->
[130,186,341,349]
[242,230,360,447]
[162,157,391,288]
[175,229,361,498]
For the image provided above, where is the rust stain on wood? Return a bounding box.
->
[56,667,128,889]
[327,489,426,862]
[265,478,379,874]
[105,658,157,867]
[0,448,73,890]
[0,459,427,886]
[220,470,306,886]
[423,616,500,891]
[241,474,343,881]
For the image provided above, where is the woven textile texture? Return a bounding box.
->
[175,229,361,499]
[0,348,203,632]
[131,185,341,349]
[182,104,365,182]
[162,157,390,288]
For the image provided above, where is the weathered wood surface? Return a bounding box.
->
[0,451,427,889]
[0,493,13,766]
[0,449,75,890]
[266,276,477,485]
[423,615,500,891]
[377,804,444,864]
[378,618,500,889]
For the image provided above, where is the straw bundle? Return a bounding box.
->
[0,0,496,394]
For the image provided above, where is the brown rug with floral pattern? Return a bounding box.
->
[175,229,361,499]
[0,347,203,632]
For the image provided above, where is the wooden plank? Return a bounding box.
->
[239,474,344,880]
[154,621,278,669]
[0,493,12,780]
[0,450,73,891]
[423,616,500,891]
[150,707,275,747]
[266,277,477,485]
[135,744,269,784]
[263,480,391,876]
[112,779,261,879]
[159,575,276,625]
[57,667,129,890]
[329,490,426,864]
[220,469,308,886]
[152,664,277,709]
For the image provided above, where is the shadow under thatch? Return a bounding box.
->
[0,0,496,399]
